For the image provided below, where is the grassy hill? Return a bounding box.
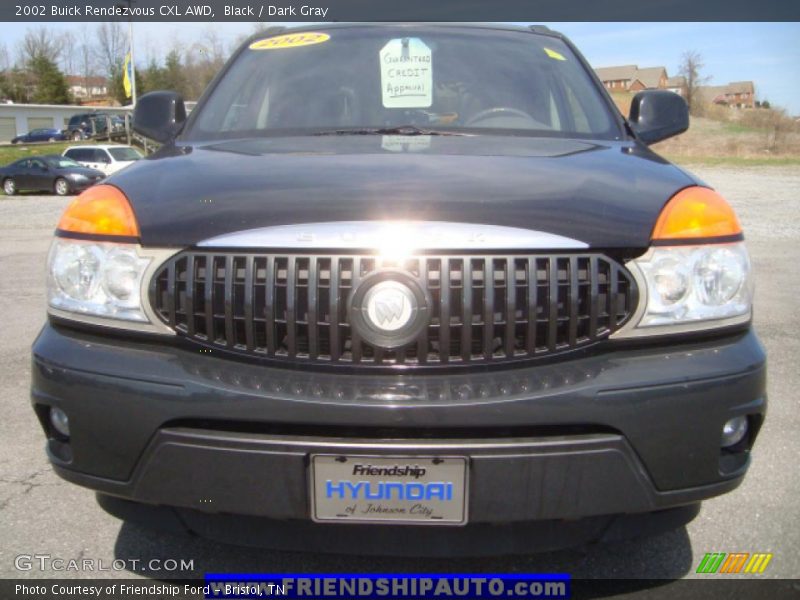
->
[609,91,800,165]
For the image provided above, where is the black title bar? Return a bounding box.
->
[3,0,800,22]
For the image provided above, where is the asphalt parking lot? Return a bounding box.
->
[0,165,798,583]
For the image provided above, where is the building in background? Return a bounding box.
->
[65,76,109,102]
[696,81,756,109]
[595,65,668,92]
[665,75,688,98]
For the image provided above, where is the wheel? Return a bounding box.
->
[11,139,18,145]
[3,178,16,196]
[72,131,82,141]
[54,178,70,196]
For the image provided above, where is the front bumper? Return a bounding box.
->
[31,323,766,540]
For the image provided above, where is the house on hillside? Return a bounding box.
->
[696,81,755,109]
[594,65,668,92]
[66,75,108,101]
[665,75,688,98]
[594,65,638,91]
[628,66,668,91]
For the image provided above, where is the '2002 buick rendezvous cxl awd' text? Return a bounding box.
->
[31,23,766,554]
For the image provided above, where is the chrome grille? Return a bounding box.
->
[150,253,637,367]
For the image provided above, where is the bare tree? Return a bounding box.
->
[20,27,64,65]
[678,50,710,115]
[59,31,77,76]
[77,26,96,99]
[95,22,126,78]
[0,42,10,72]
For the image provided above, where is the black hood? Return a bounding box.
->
[109,135,698,251]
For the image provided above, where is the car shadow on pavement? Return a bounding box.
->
[113,519,694,595]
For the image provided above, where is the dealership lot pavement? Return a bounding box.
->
[0,165,798,582]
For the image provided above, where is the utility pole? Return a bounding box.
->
[116,0,137,107]
[128,16,136,107]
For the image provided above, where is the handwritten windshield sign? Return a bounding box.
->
[380,37,432,108]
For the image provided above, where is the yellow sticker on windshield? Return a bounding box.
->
[544,47,566,61]
[250,32,330,50]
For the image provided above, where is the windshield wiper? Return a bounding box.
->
[313,126,467,137]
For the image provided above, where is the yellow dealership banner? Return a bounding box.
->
[123,52,133,99]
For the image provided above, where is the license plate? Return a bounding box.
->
[310,455,468,525]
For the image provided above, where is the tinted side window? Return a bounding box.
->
[70,149,90,161]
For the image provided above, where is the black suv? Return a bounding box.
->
[33,24,765,554]
[65,112,110,141]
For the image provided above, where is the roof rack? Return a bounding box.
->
[528,25,563,38]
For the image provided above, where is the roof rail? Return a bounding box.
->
[529,25,552,34]
[246,26,287,43]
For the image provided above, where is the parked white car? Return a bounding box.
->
[62,145,143,176]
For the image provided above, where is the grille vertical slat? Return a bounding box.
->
[350,257,363,362]
[329,257,341,362]
[460,258,473,362]
[483,258,494,360]
[568,256,579,347]
[526,258,537,355]
[286,256,297,357]
[609,266,619,333]
[417,258,428,364]
[265,256,276,355]
[439,258,450,364]
[243,255,255,351]
[504,258,516,358]
[203,257,214,343]
[153,251,636,367]
[547,257,558,352]
[184,255,195,336]
[589,255,599,340]
[307,257,319,360]
[166,260,176,327]
[223,255,234,348]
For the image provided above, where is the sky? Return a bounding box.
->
[5,21,800,114]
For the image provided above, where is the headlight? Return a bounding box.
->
[614,185,753,338]
[47,184,174,334]
[616,242,752,337]
[48,238,151,321]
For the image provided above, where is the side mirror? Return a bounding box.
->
[133,91,187,144]
[628,90,689,145]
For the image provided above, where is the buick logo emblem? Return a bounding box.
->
[349,272,430,349]
[366,285,413,331]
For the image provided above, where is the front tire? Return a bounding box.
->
[3,178,16,196]
[72,131,82,141]
[54,178,70,196]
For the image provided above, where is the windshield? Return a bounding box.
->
[187,26,620,141]
[47,157,82,169]
[108,147,142,161]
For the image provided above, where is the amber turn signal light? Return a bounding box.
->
[57,185,140,238]
[652,186,742,241]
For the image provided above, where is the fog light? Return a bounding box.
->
[721,416,748,448]
[50,407,70,438]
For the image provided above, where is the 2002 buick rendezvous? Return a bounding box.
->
[32,24,766,554]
